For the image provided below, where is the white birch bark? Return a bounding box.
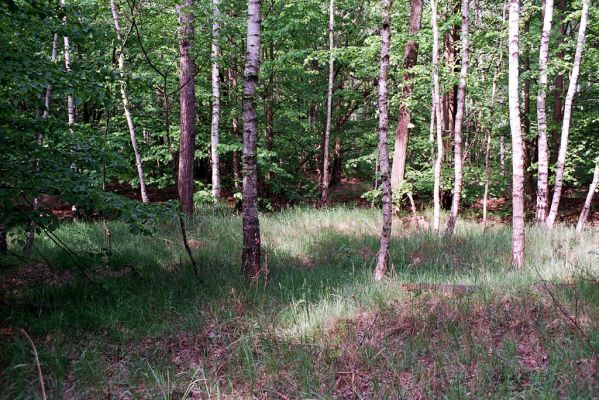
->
[431,0,444,233]
[508,0,525,269]
[374,0,393,281]
[320,0,334,204]
[210,0,221,199]
[535,0,554,224]
[576,156,599,234]
[59,0,75,125]
[546,0,590,227]
[110,0,149,203]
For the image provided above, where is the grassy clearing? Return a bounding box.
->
[1,206,598,399]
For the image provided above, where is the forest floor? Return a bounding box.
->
[1,207,599,399]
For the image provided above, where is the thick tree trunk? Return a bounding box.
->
[177,0,197,215]
[59,0,75,125]
[241,0,263,280]
[390,0,423,189]
[374,0,393,281]
[24,33,59,253]
[576,156,599,234]
[110,0,149,204]
[546,0,590,227]
[535,0,554,224]
[431,0,444,233]
[210,0,221,199]
[320,0,334,205]
[445,0,469,235]
[508,0,525,269]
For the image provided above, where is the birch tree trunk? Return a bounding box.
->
[230,67,240,190]
[534,0,554,224]
[177,0,197,215]
[210,0,221,200]
[373,0,393,281]
[241,0,263,280]
[576,156,599,234]
[431,0,444,233]
[59,0,75,125]
[546,0,590,228]
[445,0,469,235]
[508,0,525,269]
[390,0,423,190]
[110,0,149,204]
[320,0,334,205]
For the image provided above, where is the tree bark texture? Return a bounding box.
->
[320,0,335,205]
[431,0,444,233]
[535,0,554,224]
[374,0,393,281]
[210,0,222,199]
[241,0,263,280]
[390,0,423,189]
[508,0,525,269]
[177,0,197,215]
[546,0,589,227]
[445,0,469,235]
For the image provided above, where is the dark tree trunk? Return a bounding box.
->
[390,0,423,190]
[550,0,566,166]
[0,225,7,255]
[177,0,197,215]
[241,0,263,280]
[445,0,469,235]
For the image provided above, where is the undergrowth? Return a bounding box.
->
[0,207,598,398]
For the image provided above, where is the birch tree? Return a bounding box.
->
[241,0,263,279]
[374,0,393,281]
[177,0,197,214]
[446,0,469,235]
[320,0,334,205]
[210,0,221,200]
[576,156,599,234]
[431,0,444,233]
[546,0,590,227]
[534,0,554,224]
[110,0,149,204]
[508,0,525,269]
[59,0,75,125]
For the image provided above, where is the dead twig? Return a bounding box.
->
[19,329,47,400]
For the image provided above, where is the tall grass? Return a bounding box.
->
[1,206,597,398]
